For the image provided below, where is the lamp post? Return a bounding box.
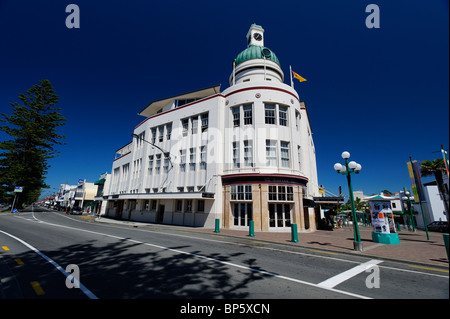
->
[334,151,363,251]
[400,188,415,232]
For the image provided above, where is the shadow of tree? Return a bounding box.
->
[11,237,269,299]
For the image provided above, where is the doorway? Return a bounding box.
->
[157,205,165,223]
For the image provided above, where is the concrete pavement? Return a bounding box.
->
[94,216,449,269]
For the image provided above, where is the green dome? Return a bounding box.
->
[234,45,280,66]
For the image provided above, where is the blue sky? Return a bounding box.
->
[0,0,448,199]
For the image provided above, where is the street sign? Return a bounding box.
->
[14,186,23,193]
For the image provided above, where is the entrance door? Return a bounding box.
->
[116,200,124,219]
[268,203,292,228]
[232,203,252,227]
[157,205,165,223]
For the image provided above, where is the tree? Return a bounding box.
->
[420,158,449,217]
[0,80,66,207]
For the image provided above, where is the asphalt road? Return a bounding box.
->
[0,206,448,302]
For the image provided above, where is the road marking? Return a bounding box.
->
[0,229,98,299]
[30,281,45,296]
[16,211,450,279]
[211,235,225,238]
[318,259,383,289]
[310,249,339,255]
[251,241,269,245]
[11,216,372,299]
[409,265,449,273]
[14,258,24,265]
[2,246,10,251]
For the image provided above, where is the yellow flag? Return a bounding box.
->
[293,71,307,82]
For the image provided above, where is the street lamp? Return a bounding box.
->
[334,151,363,251]
[400,188,415,232]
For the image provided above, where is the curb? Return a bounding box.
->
[93,217,449,271]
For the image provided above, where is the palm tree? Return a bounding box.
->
[420,158,449,217]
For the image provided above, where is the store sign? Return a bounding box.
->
[370,201,396,234]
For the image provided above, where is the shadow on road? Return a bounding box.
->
[10,237,269,299]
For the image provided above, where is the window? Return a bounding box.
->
[191,116,198,134]
[297,146,302,171]
[158,126,164,142]
[243,140,253,167]
[269,203,292,228]
[179,149,186,172]
[268,185,294,202]
[232,106,240,127]
[230,185,252,201]
[148,155,154,174]
[266,140,277,166]
[182,118,189,136]
[163,154,169,173]
[176,200,183,211]
[233,203,253,227]
[166,123,172,140]
[268,186,277,201]
[201,112,208,132]
[151,200,157,210]
[155,154,161,174]
[151,127,157,143]
[185,199,193,212]
[177,187,184,192]
[198,200,205,212]
[189,148,196,171]
[243,104,252,125]
[295,111,301,131]
[187,186,194,192]
[265,104,276,124]
[200,145,207,170]
[280,141,290,168]
[279,106,288,126]
[233,141,240,168]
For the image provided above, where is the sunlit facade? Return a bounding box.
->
[104,24,319,231]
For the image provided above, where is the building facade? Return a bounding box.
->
[104,24,320,232]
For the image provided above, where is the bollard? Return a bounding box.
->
[291,223,299,243]
[396,222,401,232]
[249,220,255,237]
[444,233,449,261]
[214,218,220,233]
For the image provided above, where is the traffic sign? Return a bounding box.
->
[14,186,23,193]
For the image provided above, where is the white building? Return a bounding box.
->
[104,24,320,232]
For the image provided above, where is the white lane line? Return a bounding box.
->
[0,229,98,299]
[318,259,383,289]
[13,213,372,299]
[17,212,450,279]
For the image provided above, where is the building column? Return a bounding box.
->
[223,185,232,229]
[260,184,269,231]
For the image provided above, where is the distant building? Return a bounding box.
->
[93,172,111,216]
[413,180,448,229]
[103,24,320,231]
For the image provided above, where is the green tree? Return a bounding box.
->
[420,158,449,217]
[0,80,66,207]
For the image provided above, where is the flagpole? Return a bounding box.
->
[290,65,293,88]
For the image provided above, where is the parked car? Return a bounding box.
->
[70,206,83,215]
[427,221,449,232]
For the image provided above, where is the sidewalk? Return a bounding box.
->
[95,216,449,269]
